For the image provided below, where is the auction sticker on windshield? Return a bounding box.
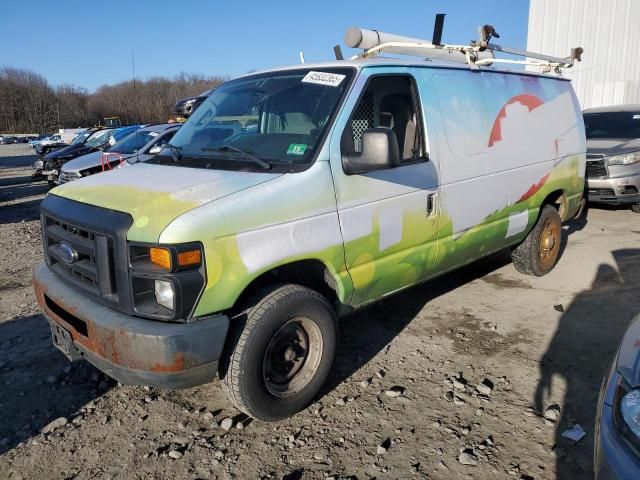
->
[302,71,346,87]
[287,143,307,156]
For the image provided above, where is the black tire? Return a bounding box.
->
[512,204,563,276]
[220,284,337,421]
[631,203,640,214]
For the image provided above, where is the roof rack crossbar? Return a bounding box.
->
[344,19,583,74]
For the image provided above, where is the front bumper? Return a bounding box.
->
[33,262,229,389]
[587,171,640,205]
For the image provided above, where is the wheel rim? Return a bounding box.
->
[262,317,323,398]
[538,218,560,270]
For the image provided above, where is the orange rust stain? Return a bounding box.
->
[150,353,186,373]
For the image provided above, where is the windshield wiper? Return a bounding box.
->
[168,143,182,162]
[201,145,271,170]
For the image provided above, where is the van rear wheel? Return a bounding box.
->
[220,284,337,421]
[511,205,563,276]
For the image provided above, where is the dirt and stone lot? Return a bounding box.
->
[1,143,639,480]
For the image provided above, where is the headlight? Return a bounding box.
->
[129,242,205,321]
[621,389,640,438]
[604,151,640,166]
[33,160,43,169]
[613,376,640,454]
[154,280,175,310]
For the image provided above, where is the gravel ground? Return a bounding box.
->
[1,143,640,480]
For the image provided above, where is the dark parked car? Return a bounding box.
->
[584,105,640,213]
[174,87,216,119]
[39,125,142,184]
[59,123,180,183]
[32,129,100,178]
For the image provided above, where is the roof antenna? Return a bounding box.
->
[432,13,445,46]
[333,45,344,60]
[299,51,306,63]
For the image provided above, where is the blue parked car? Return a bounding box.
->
[595,310,640,478]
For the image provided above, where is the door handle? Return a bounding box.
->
[427,193,436,217]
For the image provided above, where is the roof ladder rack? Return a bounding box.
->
[344,14,583,74]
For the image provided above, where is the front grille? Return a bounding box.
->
[43,214,119,301]
[40,195,134,314]
[588,188,616,197]
[586,159,608,178]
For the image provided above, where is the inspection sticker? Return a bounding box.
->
[287,143,308,156]
[302,71,346,87]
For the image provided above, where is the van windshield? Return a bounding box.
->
[159,68,353,172]
[584,111,640,139]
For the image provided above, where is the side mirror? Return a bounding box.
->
[148,144,163,155]
[342,128,400,175]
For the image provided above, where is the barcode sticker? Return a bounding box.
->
[302,71,346,87]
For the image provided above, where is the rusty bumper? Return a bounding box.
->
[33,262,229,389]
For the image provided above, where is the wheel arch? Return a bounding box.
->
[232,258,347,313]
[541,189,569,220]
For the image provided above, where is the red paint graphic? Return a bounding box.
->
[489,94,544,147]
[517,173,550,203]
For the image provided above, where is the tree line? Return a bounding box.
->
[0,67,225,134]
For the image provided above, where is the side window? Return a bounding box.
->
[344,75,426,163]
[155,131,176,149]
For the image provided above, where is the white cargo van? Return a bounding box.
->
[34,24,586,420]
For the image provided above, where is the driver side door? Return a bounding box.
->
[329,68,440,307]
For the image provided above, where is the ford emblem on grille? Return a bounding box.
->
[59,242,79,264]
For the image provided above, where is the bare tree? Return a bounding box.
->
[0,66,225,133]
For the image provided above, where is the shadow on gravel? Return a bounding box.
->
[325,248,513,395]
[0,181,49,203]
[0,198,43,224]
[535,249,640,479]
[0,154,38,169]
[326,215,591,400]
[0,314,111,455]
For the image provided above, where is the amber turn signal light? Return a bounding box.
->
[177,249,201,267]
[149,247,172,270]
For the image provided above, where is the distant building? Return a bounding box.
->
[527,0,640,109]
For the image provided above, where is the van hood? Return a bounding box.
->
[586,138,640,156]
[50,163,282,242]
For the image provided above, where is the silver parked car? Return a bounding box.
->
[59,123,180,184]
[584,105,640,213]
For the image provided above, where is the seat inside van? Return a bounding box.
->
[349,76,421,161]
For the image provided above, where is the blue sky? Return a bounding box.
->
[1,0,529,92]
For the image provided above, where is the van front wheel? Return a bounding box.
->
[511,205,563,276]
[220,284,337,421]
